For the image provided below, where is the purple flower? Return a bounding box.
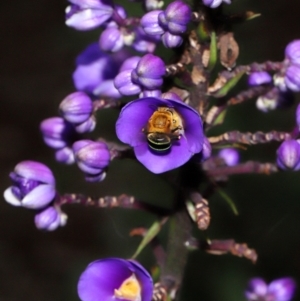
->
[245,278,296,301]
[218,148,239,166]
[59,91,94,124]
[202,0,231,8]
[284,65,300,92]
[77,258,153,301]
[277,140,300,170]
[248,72,272,86]
[132,27,160,53]
[140,10,165,36]
[285,40,300,66]
[116,97,204,174]
[40,117,76,149]
[65,0,114,31]
[161,32,183,48]
[4,161,56,209]
[73,43,125,98]
[55,147,75,165]
[73,140,110,182]
[35,206,68,231]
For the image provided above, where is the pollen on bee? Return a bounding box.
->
[114,274,142,301]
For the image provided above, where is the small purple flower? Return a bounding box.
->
[65,0,114,31]
[218,148,239,166]
[34,206,68,231]
[132,27,160,53]
[284,65,300,92]
[285,40,300,66]
[116,97,204,174]
[73,140,110,182]
[276,140,300,170]
[59,91,94,124]
[161,32,183,48]
[245,278,296,301]
[140,10,165,36]
[248,72,272,86]
[4,161,56,209]
[77,258,153,301]
[40,117,76,149]
[202,0,231,8]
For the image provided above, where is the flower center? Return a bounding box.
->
[144,106,184,152]
[114,274,141,301]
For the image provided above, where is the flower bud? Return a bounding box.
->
[161,32,183,48]
[75,115,97,133]
[202,0,231,8]
[4,161,56,209]
[248,72,272,86]
[218,148,239,166]
[285,65,300,92]
[277,140,300,170]
[35,206,68,231]
[99,27,124,52]
[73,140,110,182]
[141,10,164,35]
[245,278,268,301]
[114,69,142,95]
[59,91,93,124]
[55,147,75,165]
[65,0,114,31]
[285,40,300,66]
[131,54,165,90]
[40,117,75,149]
[159,1,191,35]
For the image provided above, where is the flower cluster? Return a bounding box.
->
[4,161,67,231]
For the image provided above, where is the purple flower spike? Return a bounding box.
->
[116,97,204,174]
[285,65,300,92]
[40,117,75,149]
[245,277,296,301]
[99,28,124,52]
[131,54,166,90]
[277,140,300,170]
[159,1,191,35]
[59,91,93,124]
[285,40,300,66]
[35,206,68,231]
[77,258,153,301]
[4,161,56,209]
[202,0,231,8]
[248,72,272,86]
[218,148,239,166]
[65,0,114,31]
[73,140,110,182]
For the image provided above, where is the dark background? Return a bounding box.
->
[1,0,300,300]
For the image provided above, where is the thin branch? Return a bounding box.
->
[56,194,170,216]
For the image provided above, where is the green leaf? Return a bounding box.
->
[197,21,210,42]
[217,188,239,215]
[213,72,245,98]
[208,32,217,71]
[131,220,162,259]
[212,109,227,126]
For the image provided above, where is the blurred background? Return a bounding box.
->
[1,0,300,300]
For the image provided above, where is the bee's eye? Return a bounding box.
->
[147,133,171,152]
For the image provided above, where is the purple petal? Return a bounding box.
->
[116,97,168,147]
[22,184,56,209]
[78,258,135,301]
[14,161,55,185]
[114,70,141,95]
[134,135,192,173]
[245,278,268,301]
[3,187,22,207]
[93,79,122,98]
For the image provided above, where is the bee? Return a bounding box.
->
[143,107,184,152]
